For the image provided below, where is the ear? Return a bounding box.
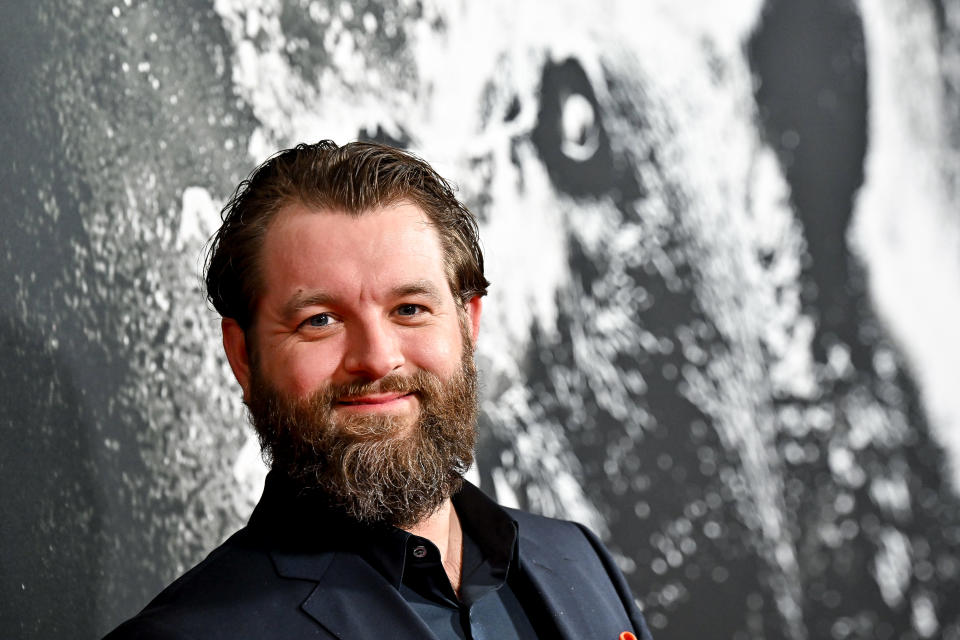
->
[222,318,252,402]
[464,296,482,347]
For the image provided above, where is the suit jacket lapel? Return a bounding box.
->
[252,472,439,640]
[519,533,586,640]
[519,529,633,640]
[272,548,439,640]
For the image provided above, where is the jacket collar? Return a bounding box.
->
[248,471,439,639]
[298,551,438,640]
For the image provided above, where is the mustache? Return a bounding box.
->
[311,371,437,406]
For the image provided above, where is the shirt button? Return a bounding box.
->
[412,545,428,559]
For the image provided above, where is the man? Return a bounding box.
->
[105,140,652,640]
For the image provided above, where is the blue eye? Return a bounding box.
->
[397,304,422,316]
[307,313,332,327]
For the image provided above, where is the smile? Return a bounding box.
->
[336,392,415,409]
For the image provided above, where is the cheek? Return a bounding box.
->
[405,325,465,376]
[270,345,342,397]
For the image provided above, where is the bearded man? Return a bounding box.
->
[104,141,652,640]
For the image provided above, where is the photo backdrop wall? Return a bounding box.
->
[2,1,959,639]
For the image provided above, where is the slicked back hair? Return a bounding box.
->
[204,140,489,331]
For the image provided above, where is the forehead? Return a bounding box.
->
[258,201,450,297]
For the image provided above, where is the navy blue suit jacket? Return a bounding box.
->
[105,474,653,640]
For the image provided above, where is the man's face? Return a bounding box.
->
[243,201,479,408]
[221,201,483,526]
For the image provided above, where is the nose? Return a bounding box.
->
[342,317,405,380]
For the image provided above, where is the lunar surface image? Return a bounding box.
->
[2,1,959,638]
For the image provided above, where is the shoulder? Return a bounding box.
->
[103,528,318,640]
[506,506,620,590]
[506,506,605,551]
[140,528,288,603]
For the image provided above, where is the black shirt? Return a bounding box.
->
[357,482,557,640]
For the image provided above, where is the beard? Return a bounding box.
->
[245,340,478,529]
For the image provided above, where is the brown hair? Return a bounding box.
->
[204,140,489,330]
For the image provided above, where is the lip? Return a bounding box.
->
[335,392,415,409]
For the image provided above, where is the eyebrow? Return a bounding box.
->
[281,280,445,320]
[282,290,335,320]
[390,279,444,304]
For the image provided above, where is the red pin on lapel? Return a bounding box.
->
[619,633,638,640]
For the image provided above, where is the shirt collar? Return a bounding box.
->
[248,471,520,592]
[360,479,520,591]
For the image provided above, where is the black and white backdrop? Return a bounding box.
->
[2,1,960,638]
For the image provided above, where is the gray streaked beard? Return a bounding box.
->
[245,344,478,529]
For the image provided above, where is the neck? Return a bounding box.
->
[403,498,464,595]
